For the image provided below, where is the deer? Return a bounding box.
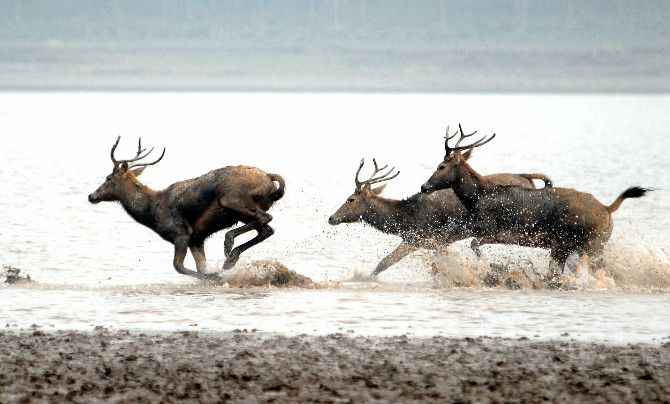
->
[420,124,651,287]
[88,136,285,280]
[328,152,553,276]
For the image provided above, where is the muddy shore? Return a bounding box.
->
[1,330,668,404]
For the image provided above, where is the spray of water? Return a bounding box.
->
[425,239,670,291]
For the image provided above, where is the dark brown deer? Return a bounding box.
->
[421,124,651,287]
[88,137,285,280]
[328,156,552,276]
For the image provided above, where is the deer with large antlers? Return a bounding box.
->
[421,124,651,287]
[88,137,285,279]
[328,154,552,276]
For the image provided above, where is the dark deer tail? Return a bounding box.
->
[606,186,652,213]
[520,173,553,188]
[268,174,286,202]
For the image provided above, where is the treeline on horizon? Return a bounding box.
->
[1,0,668,51]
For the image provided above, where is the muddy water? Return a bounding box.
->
[1,92,669,342]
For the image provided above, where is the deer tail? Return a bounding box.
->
[606,186,652,213]
[520,173,553,188]
[268,174,286,202]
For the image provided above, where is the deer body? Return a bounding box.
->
[421,124,650,287]
[329,158,551,275]
[89,138,285,279]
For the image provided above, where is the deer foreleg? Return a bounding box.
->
[372,242,417,276]
[189,244,208,272]
[173,237,219,280]
[223,223,275,270]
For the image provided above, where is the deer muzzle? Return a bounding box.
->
[420,182,437,194]
[328,215,341,225]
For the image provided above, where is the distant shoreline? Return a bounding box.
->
[1,45,667,94]
[2,86,669,94]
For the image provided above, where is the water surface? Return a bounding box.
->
[1,92,668,342]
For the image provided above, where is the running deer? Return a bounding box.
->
[421,124,651,287]
[328,156,552,276]
[88,137,285,279]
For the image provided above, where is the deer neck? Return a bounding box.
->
[363,196,411,235]
[118,181,160,230]
[451,162,492,210]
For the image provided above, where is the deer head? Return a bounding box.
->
[88,136,165,204]
[328,158,400,225]
[421,124,494,194]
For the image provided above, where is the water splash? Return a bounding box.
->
[425,240,670,291]
[219,260,317,288]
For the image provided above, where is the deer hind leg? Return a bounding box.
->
[373,242,417,276]
[218,193,276,269]
[470,238,482,257]
[547,248,570,289]
[219,194,276,268]
[222,222,275,270]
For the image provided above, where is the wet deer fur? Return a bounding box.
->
[328,152,552,276]
[88,137,285,279]
[421,124,651,287]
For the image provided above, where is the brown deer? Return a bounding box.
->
[328,156,552,276]
[421,124,651,287]
[88,137,285,280]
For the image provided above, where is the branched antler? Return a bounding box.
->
[110,136,166,169]
[444,123,495,157]
[354,158,400,190]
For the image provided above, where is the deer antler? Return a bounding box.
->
[355,158,400,190]
[110,136,166,169]
[444,123,495,157]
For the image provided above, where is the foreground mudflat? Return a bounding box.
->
[0,330,668,404]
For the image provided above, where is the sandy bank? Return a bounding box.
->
[1,330,668,403]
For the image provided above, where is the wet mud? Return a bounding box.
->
[0,330,668,404]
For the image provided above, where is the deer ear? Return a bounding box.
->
[132,166,147,177]
[462,148,473,161]
[371,184,386,195]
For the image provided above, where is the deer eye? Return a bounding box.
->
[348,198,355,203]
[105,175,113,181]
[438,165,445,171]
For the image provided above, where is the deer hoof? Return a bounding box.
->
[199,272,222,283]
[222,255,240,270]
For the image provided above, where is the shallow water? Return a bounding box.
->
[1,92,669,342]
[1,285,669,344]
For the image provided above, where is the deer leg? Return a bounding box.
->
[173,236,200,278]
[223,222,257,257]
[219,195,273,226]
[219,195,276,269]
[189,244,208,273]
[547,248,570,289]
[173,237,220,280]
[470,238,482,257]
[372,242,417,276]
[223,223,275,270]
